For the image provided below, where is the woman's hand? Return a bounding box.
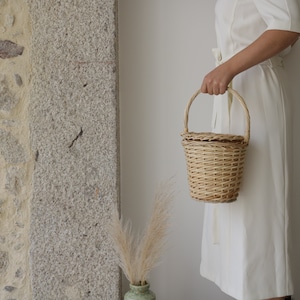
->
[200,63,234,95]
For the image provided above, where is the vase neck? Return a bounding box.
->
[129,283,150,294]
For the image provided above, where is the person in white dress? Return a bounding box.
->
[200,1,300,300]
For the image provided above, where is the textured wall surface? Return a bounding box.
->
[0,0,33,299]
[27,0,120,299]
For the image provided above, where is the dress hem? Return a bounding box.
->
[200,265,293,300]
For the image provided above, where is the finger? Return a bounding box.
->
[200,83,208,93]
[207,88,214,95]
[219,83,228,94]
[213,87,220,95]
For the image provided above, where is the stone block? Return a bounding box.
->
[0,40,24,59]
[14,74,23,86]
[0,76,19,112]
[0,130,26,164]
[0,251,8,273]
[5,167,24,196]
[28,0,120,299]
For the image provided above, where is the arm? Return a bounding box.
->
[200,30,299,95]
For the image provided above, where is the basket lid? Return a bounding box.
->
[182,132,246,143]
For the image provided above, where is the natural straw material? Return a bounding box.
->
[181,87,250,203]
[109,180,173,286]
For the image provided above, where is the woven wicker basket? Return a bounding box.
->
[181,87,250,203]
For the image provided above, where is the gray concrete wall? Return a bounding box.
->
[0,0,120,299]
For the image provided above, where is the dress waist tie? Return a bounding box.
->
[212,48,233,132]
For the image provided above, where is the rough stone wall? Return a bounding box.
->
[0,0,120,299]
[0,1,120,298]
[27,0,120,299]
[0,0,33,299]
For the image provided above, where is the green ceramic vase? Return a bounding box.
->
[124,283,156,300]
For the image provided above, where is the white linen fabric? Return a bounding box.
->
[200,1,300,299]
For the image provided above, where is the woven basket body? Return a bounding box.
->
[181,88,250,203]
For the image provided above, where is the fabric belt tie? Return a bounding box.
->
[212,48,233,130]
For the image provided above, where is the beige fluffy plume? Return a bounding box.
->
[109,179,174,286]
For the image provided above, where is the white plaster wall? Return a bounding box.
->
[119,1,300,299]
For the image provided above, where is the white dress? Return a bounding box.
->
[200,1,300,300]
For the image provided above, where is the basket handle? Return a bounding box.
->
[183,87,250,144]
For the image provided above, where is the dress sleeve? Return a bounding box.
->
[253,0,300,33]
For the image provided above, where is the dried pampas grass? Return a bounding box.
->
[109,210,138,284]
[109,180,174,286]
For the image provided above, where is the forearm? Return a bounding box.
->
[201,29,299,95]
[224,29,299,78]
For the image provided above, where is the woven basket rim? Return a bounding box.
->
[181,131,246,143]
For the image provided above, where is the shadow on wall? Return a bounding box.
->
[285,41,300,298]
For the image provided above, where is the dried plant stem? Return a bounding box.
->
[137,181,173,285]
[109,179,174,286]
[110,210,138,284]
